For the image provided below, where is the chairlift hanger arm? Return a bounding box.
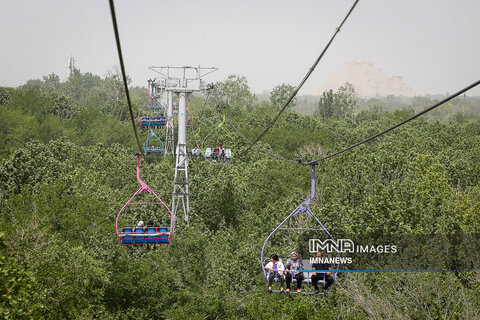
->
[305,164,317,206]
[135,153,148,191]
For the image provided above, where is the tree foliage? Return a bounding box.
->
[215,75,255,111]
[0,233,45,320]
[315,83,360,120]
[270,83,296,111]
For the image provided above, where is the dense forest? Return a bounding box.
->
[1,70,480,319]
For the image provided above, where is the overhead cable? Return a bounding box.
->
[236,0,360,158]
[224,80,479,166]
[306,80,480,165]
[108,0,144,154]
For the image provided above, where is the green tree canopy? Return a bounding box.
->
[270,83,296,111]
[315,82,359,120]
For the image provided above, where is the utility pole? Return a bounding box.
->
[150,66,216,224]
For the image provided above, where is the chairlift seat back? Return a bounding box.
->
[146,227,157,243]
[134,227,145,244]
[158,227,169,243]
[121,227,133,244]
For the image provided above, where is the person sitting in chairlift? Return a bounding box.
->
[311,251,334,294]
[146,220,155,229]
[146,220,156,249]
[218,144,223,162]
[219,144,225,162]
[264,254,285,294]
[216,145,220,161]
[285,251,304,293]
[135,220,145,247]
[213,145,219,161]
[192,146,200,157]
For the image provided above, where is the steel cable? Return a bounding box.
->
[237,0,360,158]
[108,0,143,154]
[224,80,480,166]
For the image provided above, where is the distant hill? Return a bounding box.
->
[311,59,417,97]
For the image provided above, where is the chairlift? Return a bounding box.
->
[200,114,236,165]
[138,81,167,128]
[261,165,339,294]
[116,153,174,250]
[173,99,179,115]
[143,129,164,155]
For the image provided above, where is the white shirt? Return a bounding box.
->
[265,261,284,274]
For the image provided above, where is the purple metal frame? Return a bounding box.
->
[115,153,175,250]
[260,164,340,294]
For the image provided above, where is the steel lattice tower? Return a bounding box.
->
[150,66,216,224]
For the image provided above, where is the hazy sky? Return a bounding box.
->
[1,0,479,95]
